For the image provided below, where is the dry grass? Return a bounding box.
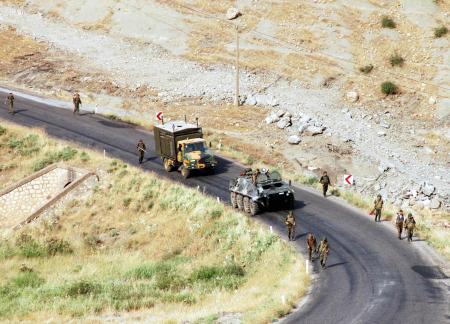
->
[0,122,308,322]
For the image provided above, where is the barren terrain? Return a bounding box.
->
[0,1,449,215]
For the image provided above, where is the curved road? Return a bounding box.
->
[1,89,449,324]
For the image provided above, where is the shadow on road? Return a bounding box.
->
[326,262,348,269]
[98,119,132,128]
[412,265,449,279]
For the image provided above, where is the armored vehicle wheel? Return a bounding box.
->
[163,159,173,172]
[249,200,260,216]
[181,167,190,179]
[230,192,238,208]
[243,197,251,213]
[207,167,215,175]
[236,194,244,211]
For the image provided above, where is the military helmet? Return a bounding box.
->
[408,213,413,217]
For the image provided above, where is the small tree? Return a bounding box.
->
[382,16,396,28]
[359,64,374,74]
[381,82,398,95]
[434,26,448,38]
[390,53,404,67]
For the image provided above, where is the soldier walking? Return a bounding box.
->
[318,237,329,269]
[6,92,14,114]
[373,194,384,222]
[404,213,416,243]
[136,139,146,164]
[72,92,82,115]
[395,209,405,239]
[306,232,317,261]
[319,171,331,197]
[285,211,296,241]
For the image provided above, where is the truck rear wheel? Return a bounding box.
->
[181,167,190,179]
[230,192,238,208]
[163,159,173,172]
[236,194,244,211]
[243,197,251,213]
[249,200,260,216]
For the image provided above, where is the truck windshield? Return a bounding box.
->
[185,142,206,152]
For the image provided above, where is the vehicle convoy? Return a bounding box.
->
[229,168,295,215]
[153,120,217,178]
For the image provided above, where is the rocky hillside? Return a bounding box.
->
[0,0,448,213]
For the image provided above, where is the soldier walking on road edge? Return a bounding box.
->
[373,194,384,222]
[319,171,331,198]
[72,92,82,115]
[137,139,146,164]
[306,232,317,261]
[6,93,14,114]
[404,213,416,243]
[318,237,329,269]
[395,210,405,239]
[285,211,296,241]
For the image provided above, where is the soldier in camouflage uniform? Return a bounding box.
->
[136,139,146,164]
[395,209,405,239]
[72,92,82,115]
[318,237,329,269]
[306,232,317,261]
[285,211,296,241]
[6,93,14,114]
[373,194,384,222]
[404,213,416,243]
[319,171,331,198]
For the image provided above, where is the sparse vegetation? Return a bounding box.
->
[390,54,405,67]
[359,64,374,74]
[381,16,396,29]
[434,26,448,38]
[381,81,398,95]
[0,122,308,322]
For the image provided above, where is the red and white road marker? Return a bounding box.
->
[344,174,354,185]
[156,111,163,121]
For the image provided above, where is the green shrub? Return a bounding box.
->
[15,234,46,258]
[66,280,100,296]
[381,81,398,95]
[31,146,78,171]
[381,16,396,28]
[390,53,404,67]
[434,26,448,38]
[45,238,73,256]
[189,263,245,290]
[8,134,41,156]
[0,125,6,136]
[122,197,132,207]
[359,64,374,74]
[11,272,45,288]
[80,151,90,162]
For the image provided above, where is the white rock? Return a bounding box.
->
[428,96,437,105]
[304,125,325,136]
[287,135,301,145]
[275,109,286,118]
[380,122,391,129]
[298,123,309,134]
[346,91,359,103]
[226,7,241,20]
[429,198,441,209]
[245,94,257,105]
[422,183,435,196]
[265,113,280,124]
[377,131,387,136]
[277,117,292,129]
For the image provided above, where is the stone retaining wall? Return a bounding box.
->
[0,164,92,229]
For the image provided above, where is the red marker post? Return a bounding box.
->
[156,111,164,124]
[344,174,354,185]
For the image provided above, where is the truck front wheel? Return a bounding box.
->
[181,167,191,179]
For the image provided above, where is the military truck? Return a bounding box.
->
[154,120,217,178]
[229,168,295,215]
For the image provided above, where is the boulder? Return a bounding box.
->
[226,8,241,20]
[346,91,359,103]
[428,96,437,105]
[287,135,301,145]
[429,198,441,209]
[422,183,435,196]
[275,109,286,118]
[377,131,387,136]
[265,113,280,124]
[380,122,391,129]
[298,123,309,134]
[304,125,325,136]
[245,94,257,106]
[277,117,292,129]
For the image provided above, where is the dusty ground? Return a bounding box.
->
[0,1,448,214]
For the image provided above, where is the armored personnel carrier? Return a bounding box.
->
[229,168,295,215]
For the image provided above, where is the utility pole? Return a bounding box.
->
[234,25,240,107]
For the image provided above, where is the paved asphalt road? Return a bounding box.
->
[0,90,449,324]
